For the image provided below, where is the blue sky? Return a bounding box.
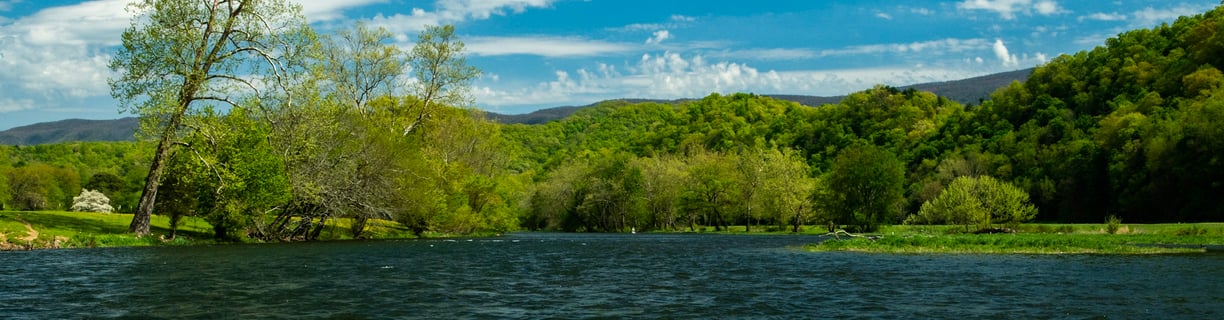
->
[0,0,1217,129]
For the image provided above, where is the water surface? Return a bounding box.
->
[2,233,1222,319]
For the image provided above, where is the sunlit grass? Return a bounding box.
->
[0,210,215,249]
[810,224,1224,254]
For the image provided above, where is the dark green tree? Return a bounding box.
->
[823,145,906,232]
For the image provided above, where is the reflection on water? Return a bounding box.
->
[2,233,1222,319]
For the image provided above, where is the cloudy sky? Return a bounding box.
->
[0,0,1217,129]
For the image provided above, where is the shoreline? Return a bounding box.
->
[807,232,1224,255]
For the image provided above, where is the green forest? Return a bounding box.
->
[4,2,1224,240]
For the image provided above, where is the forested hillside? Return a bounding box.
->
[506,6,1224,231]
[0,118,139,145]
[3,5,1221,239]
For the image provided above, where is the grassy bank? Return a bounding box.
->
[0,210,495,250]
[808,223,1224,254]
[0,210,216,250]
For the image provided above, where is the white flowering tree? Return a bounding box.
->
[71,189,114,213]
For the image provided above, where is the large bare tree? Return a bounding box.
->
[109,0,309,236]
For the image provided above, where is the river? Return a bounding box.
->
[1,233,1222,319]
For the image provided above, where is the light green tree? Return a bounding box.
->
[109,0,312,236]
[916,175,1037,232]
[757,148,814,232]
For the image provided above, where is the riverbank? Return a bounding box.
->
[808,224,1224,254]
[0,210,456,250]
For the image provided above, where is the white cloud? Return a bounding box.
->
[911,7,934,15]
[957,0,1064,20]
[645,30,671,44]
[1132,4,1213,27]
[473,52,1002,110]
[0,0,562,122]
[0,97,34,113]
[710,48,818,61]
[818,38,991,57]
[993,39,1019,67]
[298,0,388,22]
[613,14,696,32]
[371,0,556,34]
[1033,0,1060,15]
[876,12,893,20]
[0,0,19,12]
[466,36,636,57]
[0,0,131,116]
[1034,52,1048,63]
[1079,12,1126,22]
[7,0,129,46]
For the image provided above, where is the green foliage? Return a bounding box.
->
[1106,215,1123,235]
[810,233,1210,254]
[823,145,906,232]
[10,4,1224,241]
[914,176,1037,232]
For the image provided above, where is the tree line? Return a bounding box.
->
[5,2,1222,239]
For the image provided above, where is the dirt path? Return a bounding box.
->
[14,215,39,243]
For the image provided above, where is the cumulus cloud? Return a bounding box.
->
[992,39,1019,67]
[0,0,131,116]
[876,12,893,20]
[645,30,671,44]
[957,0,1064,20]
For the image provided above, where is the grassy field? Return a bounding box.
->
[0,210,216,249]
[808,223,1224,254]
[0,210,496,250]
[5,211,1223,253]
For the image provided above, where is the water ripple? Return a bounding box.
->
[2,234,1223,319]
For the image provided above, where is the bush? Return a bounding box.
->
[1106,215,1122,235]
[71,189,114,213]
[1175,225,1208,236]
[916,176,1037,232]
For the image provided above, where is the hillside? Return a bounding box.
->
[488,68,1032,124]
[505,5,1224,227]
[0,67,1033,145]
[0,117,139,145]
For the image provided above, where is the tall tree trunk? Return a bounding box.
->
[129,132,173,236]
[792,208,803,233]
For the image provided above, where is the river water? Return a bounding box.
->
[1,233,1222,319]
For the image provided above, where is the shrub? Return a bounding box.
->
[1106,215,1122,235]
[916,176,1037,232]
[1175,225,1208,236]
[71,189,114,213]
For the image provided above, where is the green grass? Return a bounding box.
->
[0,210,216,249]
[810,223,1224,254]
[0,210,474,250]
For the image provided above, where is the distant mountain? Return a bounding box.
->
[0,68,1033,144]
[487,68,1034,124]
[0,117,139,145]
[901,68,1033,105]
[485,99,690,124]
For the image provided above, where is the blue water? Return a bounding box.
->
[2,233,1222,319]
